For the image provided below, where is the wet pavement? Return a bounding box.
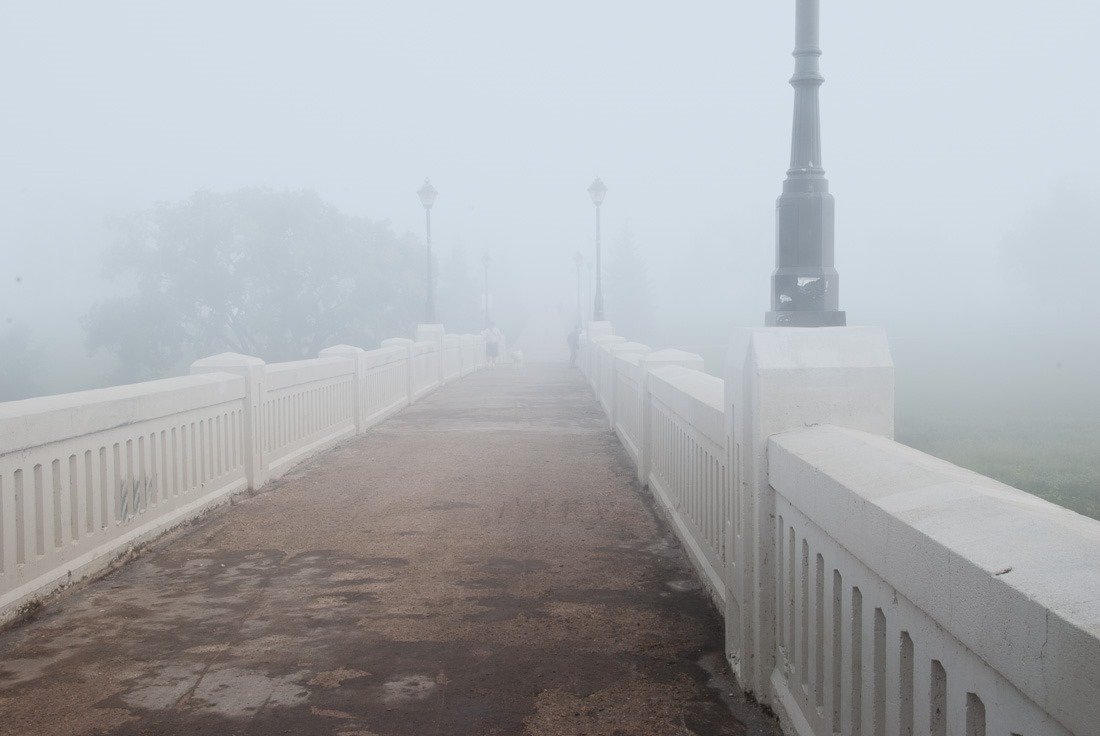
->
[0,365,779,736]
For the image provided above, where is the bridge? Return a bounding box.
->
[3,1,1099,734]
[1,323,1097,735]
[0,354,779,735]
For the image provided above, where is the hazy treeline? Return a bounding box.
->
[1,189,436,397]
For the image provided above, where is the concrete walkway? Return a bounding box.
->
[0,366,778,736]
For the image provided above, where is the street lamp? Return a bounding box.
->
[416,178,438,324]
[587,177,607,321]
[481,254,491,327]
[573,251,584,328]
[765,0,845,327]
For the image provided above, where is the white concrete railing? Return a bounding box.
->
[0,375,248,622]
[612,352,645,467]
[645,364,728,611]
[608,342,648,459]
[0,328,485,626]
[442,335,463,384]
[770,426,1096,736]
[580,322,1100,736]
[262,357,358,481]
[410,340,441,401]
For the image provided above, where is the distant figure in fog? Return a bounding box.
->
[567,327,580,367]
[482,322,503,369]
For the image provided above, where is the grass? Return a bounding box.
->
[896,410,1100,521]
[688,342,1100,522]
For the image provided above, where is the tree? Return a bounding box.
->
[86,188,425,381]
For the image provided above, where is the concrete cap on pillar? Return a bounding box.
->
[189,352,265,372]
[641,349,705,372]
[319,344,366,358]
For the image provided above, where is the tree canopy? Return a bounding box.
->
[86,188,425,381]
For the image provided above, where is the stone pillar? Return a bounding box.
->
[190,352,267,490]
[319,345,366,434]
[724,326,893,700]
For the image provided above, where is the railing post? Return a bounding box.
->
[319,345,366,434]
[725,326,893,702]
[381,337,414,406]
[639,349,705,486]
[190,352,267,490]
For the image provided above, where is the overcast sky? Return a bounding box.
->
[2,1,1098,385]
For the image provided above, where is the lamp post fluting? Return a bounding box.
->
[573,251,584,328]
[417,179,438,324]
[481,254,491,327]
[587,177,607,321]
[766,0,845,327]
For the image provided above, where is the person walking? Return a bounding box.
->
[482,321,503,369]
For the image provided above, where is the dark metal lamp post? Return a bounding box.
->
[587,177,607,321]
[765,0,846,327]
[417,178,438,324]
[481,254,491,327]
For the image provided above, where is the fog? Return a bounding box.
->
[2,2,1098,492]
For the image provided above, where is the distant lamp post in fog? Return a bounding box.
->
[766,0,845,327]
[416,178,438,324]
[573,251,584,328]
[587,176,607,321]
[481,254,491,327]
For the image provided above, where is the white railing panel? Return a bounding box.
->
[645,366,727,612]
[361,346,409,428]
[613,355,644,466]
[262,358,356,478]
[0,375,247,619]
[442,336,462,383]
[410,341,440,401]
[598,345,614,417]
[769,425,1096,736]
